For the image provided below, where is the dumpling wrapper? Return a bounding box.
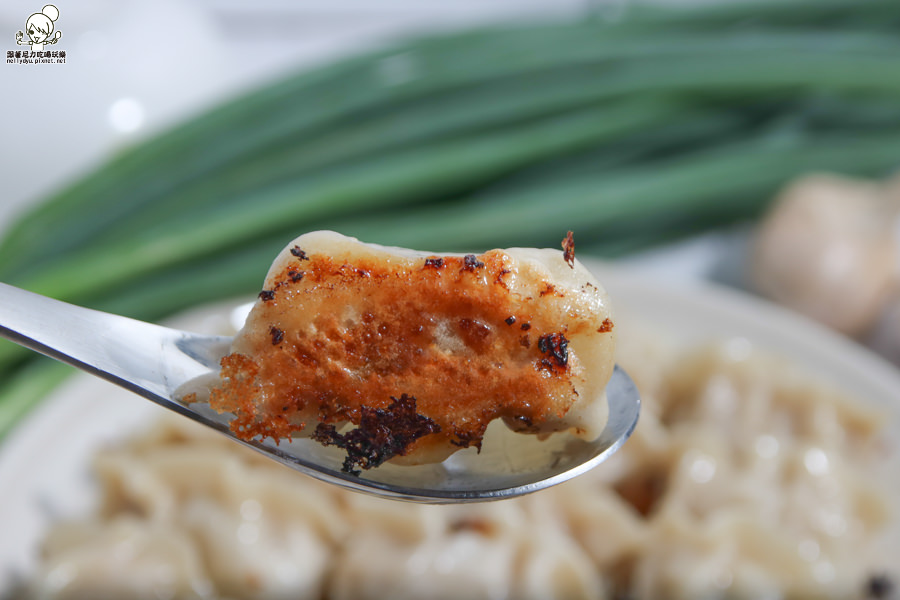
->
[210,231,615,471]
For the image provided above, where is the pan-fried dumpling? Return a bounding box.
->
[210,231,615,472]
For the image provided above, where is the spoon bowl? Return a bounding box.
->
[0,282,639,503]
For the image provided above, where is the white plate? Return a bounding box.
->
[1,263,898,590]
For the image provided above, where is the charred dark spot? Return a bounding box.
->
[288,270,304,283]
[502,413,542,434]
[269,326,284,345]
[539,283,556,297]
[562,230,575,268]
[520,335,530,348]
[598,318,614,333]
[450,423,488,452]
[538,332,569,369]
[866,574,894,599]
[424,257,445,269]
[505,316,516,326]
[312,394,440,475]
[258,290,275,301]
[520,322,531,331]
[290,246,309,260]
[495,267,512,288]
[463,254,485,270]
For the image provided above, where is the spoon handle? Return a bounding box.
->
[0,282,229,402]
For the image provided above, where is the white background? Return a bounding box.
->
[0,0,624,233]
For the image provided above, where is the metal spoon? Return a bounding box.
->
[0,282,639,503]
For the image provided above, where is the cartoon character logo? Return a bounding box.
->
[15,5,62,52]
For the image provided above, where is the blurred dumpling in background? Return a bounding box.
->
[752,173,900,338]
[22,321,899,600]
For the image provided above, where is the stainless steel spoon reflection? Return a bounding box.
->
[0,282,639,503]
